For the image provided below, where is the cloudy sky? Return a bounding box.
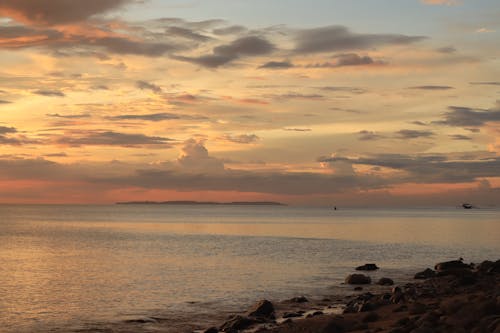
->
[0,0,499,206]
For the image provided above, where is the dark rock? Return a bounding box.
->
[288,296,308,303]
[354,286,363,291]
[414,268,436,279]
[363,312,380,323]
[393,305,408,312]
[246,299,274,318]
[220,315,256,332]
[434,259,471,272]
[282,312,302,319]
[394,317,411,327]
[306,311,323,318]
[391,287,405,304]
[377,277,394,286]
[203,328,219,333]
[345,274,372,284]
[409,302,427,315]
[356,263,379,271]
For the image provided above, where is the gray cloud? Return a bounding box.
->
[0,100,12,104]
[396,129,435,139]
[436,104,500,127]
[212,25,247,35]
[219,134,260,144]
[47,113,91,119]
[91,37,175,57]
[0,0,133,25]
[283,128,312,132]
[269,92,324,100]
[436,46,457,54]
[44,152,68,157]
[0,126,17,135]
[107,113,181,121]
[166,26,211,42]
[173,36,275,68]
[409,85,454,90]
[318,86,366,94]
[305,53,381,68]
[318,153,500,184]
[136,80,162,93]
[410,121,428,126]
[469,82,500,86]
[449,134,472,140]
[294,25,425,54]
[55,130,174,147]
[358,130,385,141]
[33,89,65,97]
[258,60,294,69]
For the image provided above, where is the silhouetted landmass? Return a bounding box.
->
[116,200,286,206]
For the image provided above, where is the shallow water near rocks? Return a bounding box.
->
[0,204,499,332]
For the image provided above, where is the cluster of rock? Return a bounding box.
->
[345,262,394,287]
[201,259,500,333]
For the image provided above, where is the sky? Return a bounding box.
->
[0,0,499,206]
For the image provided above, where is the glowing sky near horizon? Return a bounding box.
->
[0,0,499,205]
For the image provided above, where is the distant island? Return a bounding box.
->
[116,201,286,206]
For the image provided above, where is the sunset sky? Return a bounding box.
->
[0,0,499,206]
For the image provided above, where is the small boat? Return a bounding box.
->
[462,203,473,209]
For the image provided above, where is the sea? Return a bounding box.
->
[0,204,499,332]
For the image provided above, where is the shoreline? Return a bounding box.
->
[196,258,500,333]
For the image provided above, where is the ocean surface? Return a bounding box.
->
[0,204,499,332]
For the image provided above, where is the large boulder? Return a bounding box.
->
[377,277,394,286]
[414,268,436,279]
[356,263,379,271]
[434,259,471,272]
[219,315,256,332]
[345,274,372,285]
[246,299,275,319]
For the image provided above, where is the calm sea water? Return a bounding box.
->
[0,205,499,332]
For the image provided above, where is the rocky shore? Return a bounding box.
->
[199,259,500,333]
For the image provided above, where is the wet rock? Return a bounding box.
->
[306,311,323,318]
[363,311,380,323]
[356,263,379,271]
[345,274,372,284]
[203,327,219,333]
[282,312,302,319]
[391,287,405,304]
[476,259,500,274]
[434,259,471,272]
[414,268,436,279]
[247,299,275,319]
[377,277,394,286]
[220,315,256,332]
[409,302,427,315]
[288,296,308,303]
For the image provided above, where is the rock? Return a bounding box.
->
[246,299,274,318]
[219,315,256,332]
[354,286,363,291]
[203,328,219,333]
[476,259,500,274]
[345,274,372,284]
[414,268,436,279]
[434,259,471,272]
[282,312,302,318]
[409,302,427,315]
[363,312,380,323]
[391,287,405,304]
[377,277,394,286]
[306,311,323,318]
[356,263,379,271]
[288,296,308,303]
